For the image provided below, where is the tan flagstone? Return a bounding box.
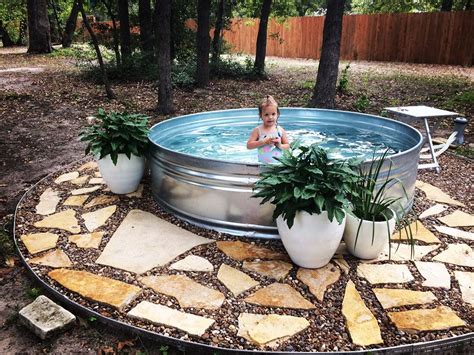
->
[169,255,214,272]
[88,177,104,184]
[216,241,288,261]
[48,269,141,311]
[342,280,383,346]
[373,288,437,309]
[379,243,440,261]
[82,205,116,232]
[434,225,474,241]
[83,195,119,209]
[388,306,466,332]
[128,301,214,337]
[126,184,143,198]
[297,263,341,302]
[140,275,224,309]
[419,204,447,219]
[217,264,259,296]
[96,210,213,274]
[415,181,464,207]
[78,161,98,171]
[357,264,414,284]
[414,261,451,289]
[36,188,61,215]
[54,171,79,184]
[70,175,90,186]
[334,257,350,274]
[242,260,292,281]
[21,232,59,254]
[71,186,101,195]
[68,232,104,249]
[244,283,315,309]
[438,210,474,227]
[392,221,440,244]
[433,244,474,267]
[94,171,102,177]
[29,249,73,268]
[454,271,474,307]
[34,209,81,233]
[63,195,89,207]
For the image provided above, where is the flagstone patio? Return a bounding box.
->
[13,159,473,352]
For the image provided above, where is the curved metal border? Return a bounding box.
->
[13,158,474,354]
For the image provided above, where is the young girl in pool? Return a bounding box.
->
[247,95,290,163]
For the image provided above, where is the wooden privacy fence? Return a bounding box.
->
[223,11,474,66]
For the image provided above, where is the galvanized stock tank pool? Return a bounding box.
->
[149,108,423,238]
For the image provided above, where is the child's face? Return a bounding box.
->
[260,104,278,127]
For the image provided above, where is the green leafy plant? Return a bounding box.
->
[26,287,42,299]
[337,62,351,93]
[354,94,370,111]
[252,143,359,228]
[79,109,150,165]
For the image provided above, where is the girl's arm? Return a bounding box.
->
[276,128,290,150]
[247,127,273,149]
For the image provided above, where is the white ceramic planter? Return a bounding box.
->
[343,210,396,260]
[97,154,145,194]
[276,211,346,269]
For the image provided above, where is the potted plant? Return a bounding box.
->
[252,143,359,268]
[79,108,150,194]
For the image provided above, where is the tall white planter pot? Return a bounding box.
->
[97,154,145,194]
[276,211,346,269]
[343,210,396,260]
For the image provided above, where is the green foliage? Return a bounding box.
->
[337,63,351,93]
[455,145,474,159]
[210,56,257,79]
[159,345,169,355]
[88,316,97,323]
[0,228,14,264]
[252,143,359,228]
[79,109,150,165]
[300,79,315,89]
[350,0,468,14]
[26,287,42,300]
[354,94,370,112]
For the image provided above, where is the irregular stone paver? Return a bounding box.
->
[244,283,315,309]
[415,181,464,207]
[54,171,79,184]
[96,210,213,274]
[29,249,73,268]
[237,313,310,347]
[140,275,224,309]
[373,288,437,309]
[94,171,102,177]
[21,232,59,254]
[454,271,474,307]
[70,175,90,186]
[78,161,98,171]
[88,177,104,185]
[438,210,474,227]
[216,241,288,261]
[34,209,80,233]
[434,225,474,241]
[357,264,414,284]
[242,260,292,281]
[63,195,89,207]
[48,269,141,311]
[126,184,143,198]
[388,306,466,332]
[342,280,383,346]
[19,295,76,340]
[414,261,451,289]
[83,195,119,209]
[169,255,214,272]
[68,232,104,249]
[433,244,474,267]
[82,205,117,232]
[392,222,440,243]
[217,264,259,296]
[334,257,350,274]
[381,243,440,261]
[36,188,61,215]
[128,301,214,337]
[297,263,341,302]
[419,204,447,219]
[71,186,101,195]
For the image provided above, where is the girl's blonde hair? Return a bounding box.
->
[258,95,280,117]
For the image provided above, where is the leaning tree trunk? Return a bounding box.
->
[118,0,131,60]
[100,0,121,66]
[310,0,345,109]
[139,0,153,53]
[0,21,14,47]
[62,0,80,48]
[441,0,453,11]
[196,0,211,87]
[211,0,224,64]
[27,0,52,53]
[157,0,173,114]
[254,0,272,77]
[51,0,63,40]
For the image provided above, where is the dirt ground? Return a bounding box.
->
[0,46,473,354]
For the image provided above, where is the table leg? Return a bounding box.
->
[418,117,441,173]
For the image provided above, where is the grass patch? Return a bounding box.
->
[455,145,474,159]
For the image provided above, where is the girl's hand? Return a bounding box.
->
[263,136,274,145]
[272,137,282,147]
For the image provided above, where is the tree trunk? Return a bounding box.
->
[0,21,14,47]
[78,0,115,99]
[211,0,224,64]
[441,0,453,11]
[156,0,173,114]
[196,0,211,87]
[27,0,53,53]
[254,0,272,76]
[118,0,131,60]
[100,0,121,66]
[62,0,80,48]
[139,0,153,52]
[51,0,63,39]
[310,0,345,109]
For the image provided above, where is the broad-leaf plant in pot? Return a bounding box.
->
[252,143,359,268]
[79,109,150,194]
